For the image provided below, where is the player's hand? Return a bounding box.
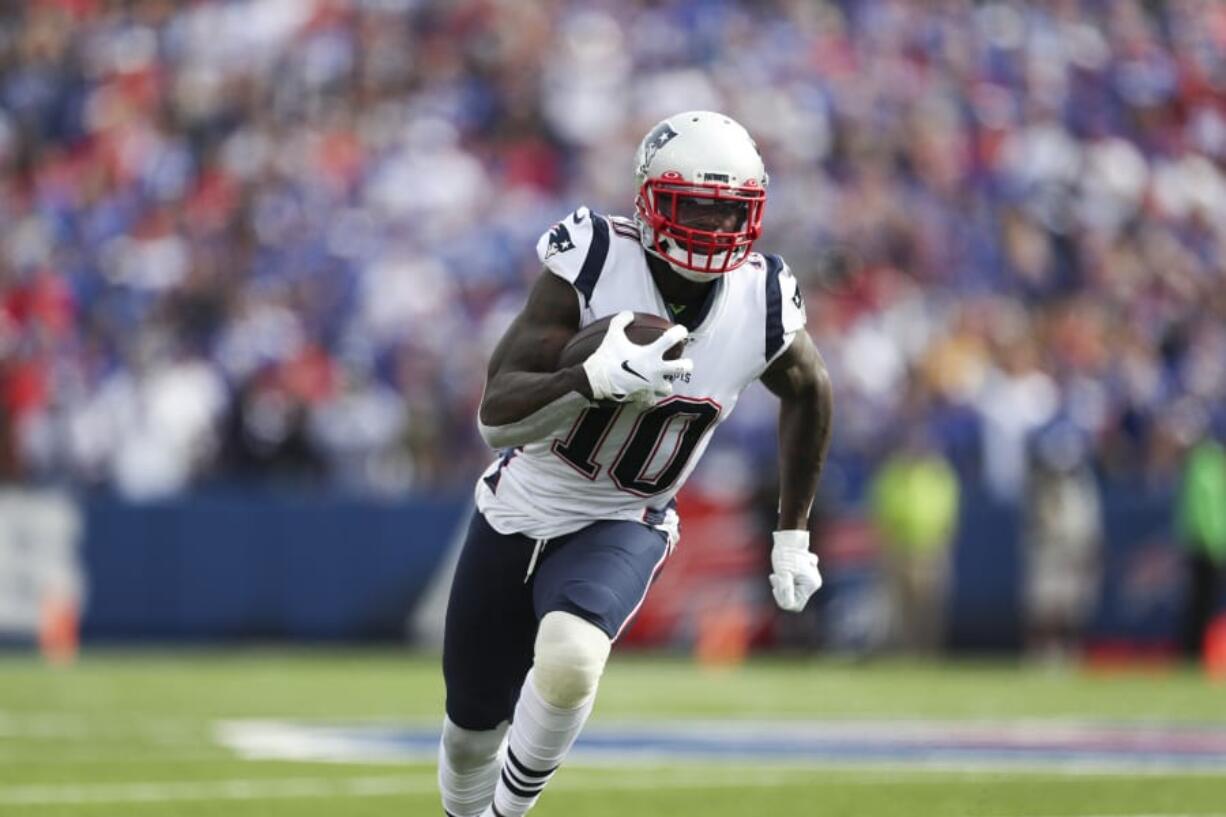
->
[582,311,693,404]
[769,530,822,612]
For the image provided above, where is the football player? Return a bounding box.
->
[439,111,833,817]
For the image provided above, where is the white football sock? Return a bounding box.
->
[438,717,507,817]
[485,669,594,816]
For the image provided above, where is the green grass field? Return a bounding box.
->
[1,649,1224,816]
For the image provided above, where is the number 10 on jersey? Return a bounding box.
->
[551,397,721,497]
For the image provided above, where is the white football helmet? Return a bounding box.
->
[633,111,768,281]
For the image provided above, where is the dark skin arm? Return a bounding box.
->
[760,330,834,531]
[479,270,593,427]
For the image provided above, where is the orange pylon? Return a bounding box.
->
[38,593,79,666]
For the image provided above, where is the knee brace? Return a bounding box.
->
[531,611,612,709]
[441,717,507,769]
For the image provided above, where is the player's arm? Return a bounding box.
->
[759,330,833,611]
[761,330,833,529]
[477,271,592,447]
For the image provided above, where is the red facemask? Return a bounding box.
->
[636,176,766,274]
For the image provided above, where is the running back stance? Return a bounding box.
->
[439,111,833,817]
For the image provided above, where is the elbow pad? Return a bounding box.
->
[478,391,589,449]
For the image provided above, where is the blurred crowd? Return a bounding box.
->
[2,0,1225,501]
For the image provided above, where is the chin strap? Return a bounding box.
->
[644,242,726,284]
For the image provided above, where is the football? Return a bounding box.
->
[557,312,683,370]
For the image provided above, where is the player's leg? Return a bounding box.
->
[484,520,669,817]
[439,718,506,817]
[481,611,607,817]
[440,511,541,817]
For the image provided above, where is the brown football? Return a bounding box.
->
[557,312,683,370]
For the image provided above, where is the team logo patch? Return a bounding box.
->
[639,122,679,175]
[544,222,576,259]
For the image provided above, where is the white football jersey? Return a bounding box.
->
[476,206,806,541]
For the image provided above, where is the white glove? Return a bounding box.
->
[769,530,822,612]
[582,311,693,404]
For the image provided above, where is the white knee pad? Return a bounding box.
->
[531,611,612,709]
[441,717,507,769]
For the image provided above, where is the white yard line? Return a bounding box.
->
[2,769,1224,809]
[0,749,224,764]
[0,775,437,806]
[0,712,200,743]
[0,769,989,807]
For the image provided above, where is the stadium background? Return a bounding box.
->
[1,1,1225,815]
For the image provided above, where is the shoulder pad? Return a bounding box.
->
[535,207,611,307]
[762,253,807,362]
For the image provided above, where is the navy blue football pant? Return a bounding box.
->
[443,510,668,731]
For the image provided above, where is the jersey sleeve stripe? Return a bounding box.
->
[573,214,610,307]
[764,253,785,361]
[609,216,641,240]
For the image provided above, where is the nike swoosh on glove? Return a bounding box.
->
[769,530,822,612]
[582,311,693,404]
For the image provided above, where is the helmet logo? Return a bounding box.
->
[639,122,680,176]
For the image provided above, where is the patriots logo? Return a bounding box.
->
[544,222,575,259]
[638,122,679,175]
